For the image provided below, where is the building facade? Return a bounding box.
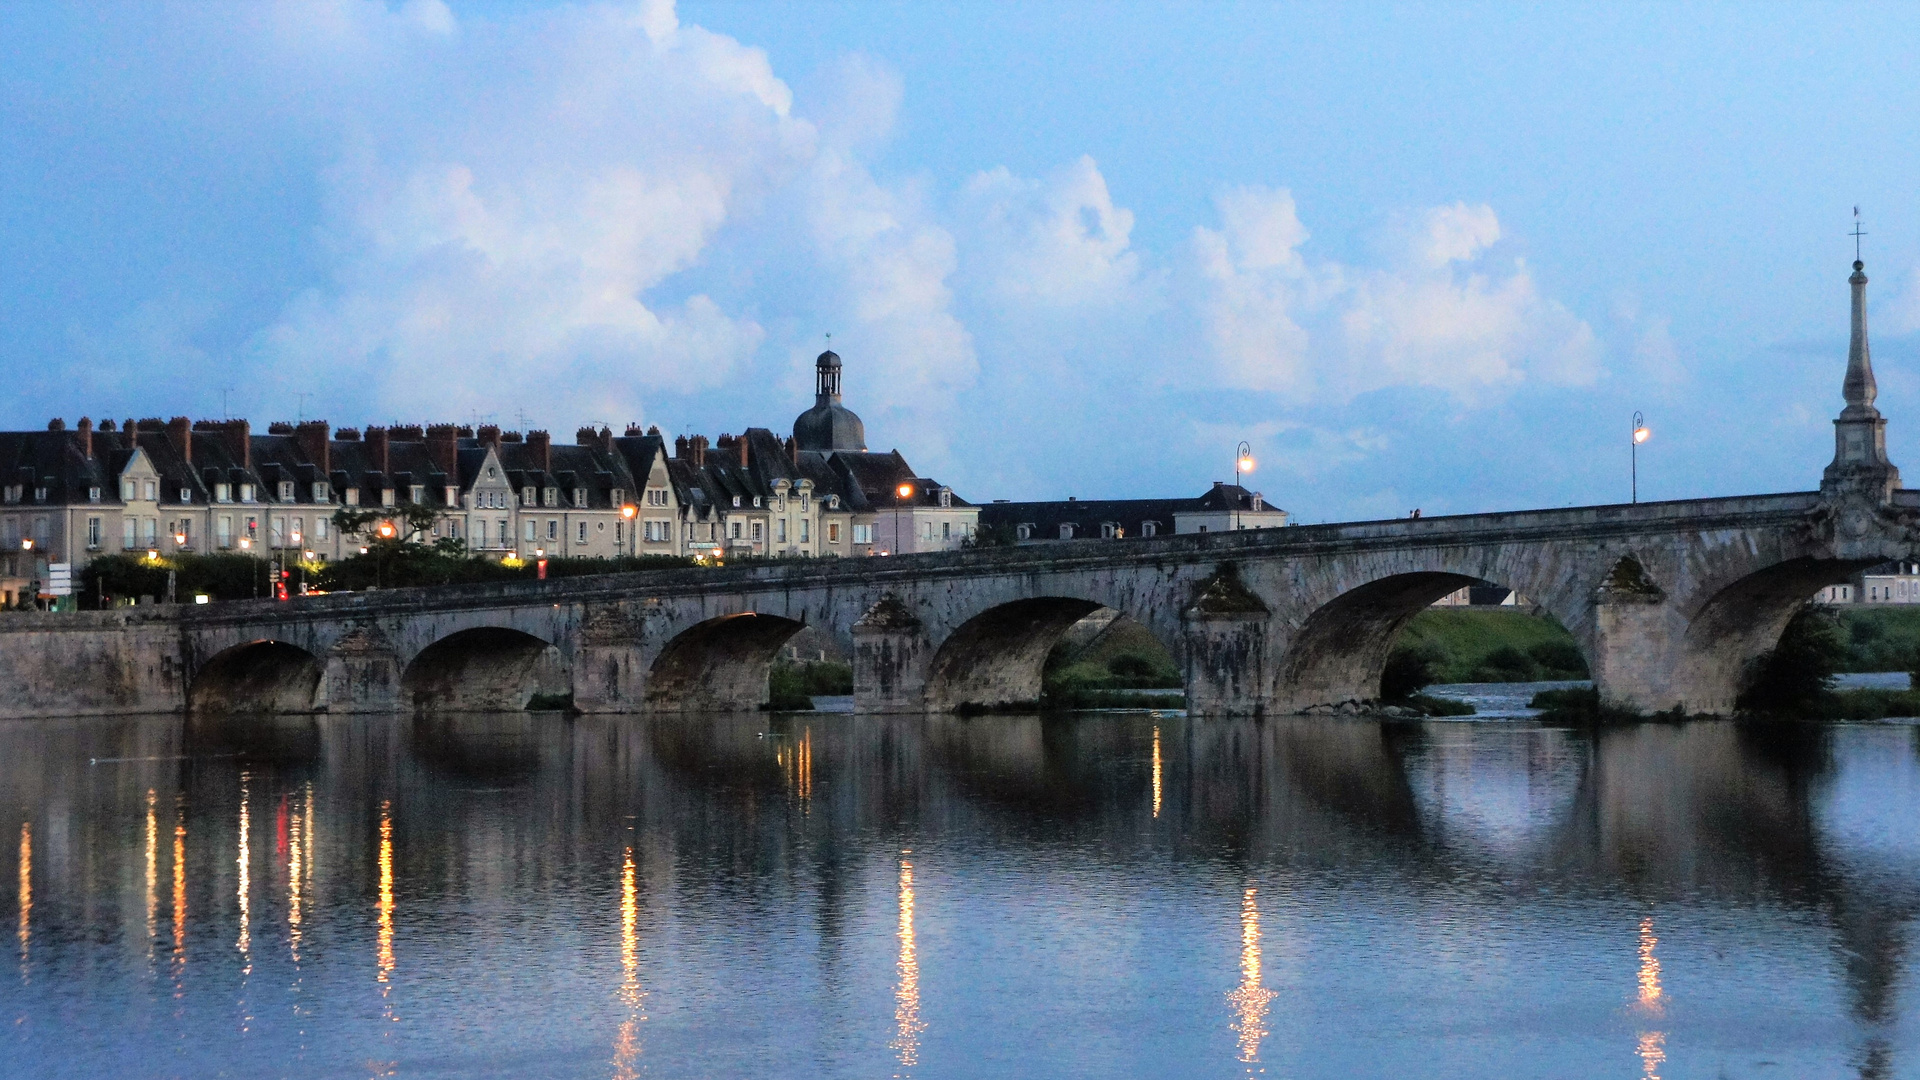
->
[0,350,975,600]
[975,482,1287,546]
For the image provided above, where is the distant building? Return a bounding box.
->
[0,350,975,601]
[976,483,1286,545]
[1817,560,1920,605]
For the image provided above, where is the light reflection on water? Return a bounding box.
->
[0,709,1917,1078]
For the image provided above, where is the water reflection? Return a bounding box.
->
[2,711,1917,1078]
[892,854,924,1076]
[1226,886,1277,1068]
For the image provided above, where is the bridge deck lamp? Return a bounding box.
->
[1234,441,1255,530]
[622,504,637,557]
[1631,412,1652,503]
[895,482,915,554]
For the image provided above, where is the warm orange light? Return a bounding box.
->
[145,548,159,561]
[1237,455,1256,473]
[18,539,31,552]
[377,522,396,539]
[896,483,914,499]
[173,533,186,546]
[621,504,637,520]
[1633,426,1652,444]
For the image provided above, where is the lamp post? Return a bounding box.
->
[1631,412,1651,503]
[895,481,915,555]
[622,504,637,559]
[1233,441,1256,531]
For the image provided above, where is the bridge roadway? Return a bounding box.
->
[2,486,1914,720]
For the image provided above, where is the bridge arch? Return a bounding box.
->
[1276,569,1589,709]
[188,640,325,715]
[402,627,569,712]
[646,612,807,712]
[1673,556,1868,713]
[922,597,1176,711]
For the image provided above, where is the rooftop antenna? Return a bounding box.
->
[296,391,310,423]
[1852,206,1867,263]
[222,388,235,420]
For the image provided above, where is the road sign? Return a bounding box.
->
[46,563,72,597]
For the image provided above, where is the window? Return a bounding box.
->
[290,518,303,546]
[240,483,255,503]
[646,488,669,507]
[410,485,425,504]
[939,488,952,509]
[942,522,952,540]
[88,487,100,503]
[752,496,762,508]
[732,496,742,508]
[1017,525,1031,540]
[645,520,670,543]
[315,518,328,541]
[777,519,788,543]
[487,467,497,479]
[144,480,157,501]
[611,488,624,507]
[443,519,456,540]
[497,519,508,545]
[852,523,870,544]
[1198,525,1209,533]
[314,482,331,503]
[216,483,232,503]
[244,516,258,542]
[1101,523,1116,539]
[751,521,763,541]
[33,487,47,503]
[614,521,622,544]
[1141,521,1158,538]
[143,518,158,546]
[270,516,285,547]
[177,520,192,548]
[445,486,458,506]
[1059,524,1074,540]
[177,488,189,504]
[124,518,137,550]
[279,481,295,502]
[801,494,810,512]
[731,521,742,540]
[827,523,839,543]
[86,516,101,549]
[381,488,395,508]
[344,488,359,507]
[801,520,810,543]
[577,521,587,543]
[1251,494,1264,512]
[923,522,933,541]
[524,520,537,542]
[543,487,557,507]
[524,487,537,506]
[217,516,232,548]
[547,519,558,541]
[574,488,587,508]
[477,519,489,545]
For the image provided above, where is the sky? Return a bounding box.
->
[4,1,1920,522]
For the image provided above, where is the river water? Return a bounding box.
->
[3,692,1918,1078]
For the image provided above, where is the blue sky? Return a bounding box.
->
[4,1,1920,521]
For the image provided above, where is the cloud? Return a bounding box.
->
[1195,191,1600,403]
[958,155,1143,309]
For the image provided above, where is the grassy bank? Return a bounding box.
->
[1393,609,1589,684]
[1832,607,1920,673]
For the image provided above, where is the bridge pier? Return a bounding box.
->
[851,594,931,713]
[572,606,650,713]
[321,626,403,714]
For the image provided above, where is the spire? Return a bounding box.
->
[1823,246,1901,502]
[1841,259,1877,419]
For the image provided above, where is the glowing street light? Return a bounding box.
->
[621,504,637,558]
[1631,411,1652,503]
[1233,441,1255,530]
[19,538,31,552]
[895,481,915,555]
[145,548,159,562]
[173,531,186,547]
[377,521,396,540]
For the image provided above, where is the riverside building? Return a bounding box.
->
[0,351,976,599]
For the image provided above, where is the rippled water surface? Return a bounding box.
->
[4,697,1919,1078]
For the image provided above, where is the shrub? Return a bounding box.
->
[1737,606,1847,717]
[1380,644,1445,700]
[1526,639,1590,678]
[1471,645,1539,683]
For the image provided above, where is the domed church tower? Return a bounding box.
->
[792,349,868,451]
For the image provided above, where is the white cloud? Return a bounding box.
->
[958,155,1142,309]
[1195,191,1599,403]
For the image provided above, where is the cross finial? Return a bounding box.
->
[825,332,831,348]
[1852,206,1867,263]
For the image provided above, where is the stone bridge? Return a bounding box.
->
[0,487,1914,721]
[2,258,1914,721]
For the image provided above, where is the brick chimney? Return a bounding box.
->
[205,419,252,470]
[336,427,361,441]
[391,425,423,441]
[625,423,645,437]
[426,424,459,475]
[366,425,390,474]
[675,434,689,459]
[690,435,708,468]
[76,417,92,458]
[295,421,330,474]
[785,435,798,466]
[46,418,64,431]
[738,435,750,467]
[478,424,501,450]
[528,430,552,472]
[501,430,523,443]
[166,416,192,466]
[597,426,614,454]
[577,426,598,445]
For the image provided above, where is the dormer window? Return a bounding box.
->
[88,487,101,503]
[828,495,839,510]
[445,486,459,506]
[573,487,587,508]
[178,488,191,504]
[313,482,330,503]
[801,494,810,512]
[542,487,557,507]
[144,480,157,501]
[1142,521,1158,538]
[1251,494,1264,512]
[344,488,359,507]
[239,483,254,503]
[610,488,624,507]
[1017,524,1032,541]
[381,488,395,507]
[732,496,742,508]
[1101,522,1117,539]
[486,466,497,479]
[938,488,952,509]
[119,480,133,501]
[1059,524,1074,540]
[34,487,48,503]
[752,496,761,508]
[410,485,425,504]
[523,486,537,506]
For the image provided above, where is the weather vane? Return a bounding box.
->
[1852,206,1867,262]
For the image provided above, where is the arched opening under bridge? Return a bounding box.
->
[1279,572,1589,709]
[189,640,324,715]
[402,628,568,712]
[646,612,807,712]
[923,598,1179,712]
[1679,556,1876,713]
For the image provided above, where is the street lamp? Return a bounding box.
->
[377,521,396,540]
[622,504,637,558]
[1233,441,1255,530]
[1631,412,1652,503]
[895,481,915,555]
